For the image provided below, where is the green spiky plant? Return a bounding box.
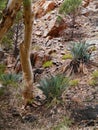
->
[59,0,82,15]
[0,73,21,87]
[58,0,82,39]
[69,42,92,62]
[63,41,94,74]
[38,74,69,102]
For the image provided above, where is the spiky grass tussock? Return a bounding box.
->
[63,41,94,74]
[38,74,69,102]
[68,42,92,63]
[0,73,21,87]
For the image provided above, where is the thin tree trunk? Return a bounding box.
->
[20,0,34,106]
[0,0,22,41]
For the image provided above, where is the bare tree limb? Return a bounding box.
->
[0,0,22,42]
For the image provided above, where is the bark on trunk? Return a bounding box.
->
[19,0,34,105]
[0,0,22,41]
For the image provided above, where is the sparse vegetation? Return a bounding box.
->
[88,79,97,86]
[52,116,72,130]
[69,79,79,86]
[69,42,92,62]
[2,29,14,50]
[0,73,21,87]
[59,0,82,15]
[62,53,72,60]
[92,70,98,79]
[38,74,69,102]
[0,0,98,129]
[59,0,82,38]
[43,61,53,68]
[63,41,94,74]
[88,70,98,86]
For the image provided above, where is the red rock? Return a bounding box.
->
[36,8,45,18]
[43,1,56,13]
[43,18,67,37]
[33,0,45,18]
[33,0,56,18]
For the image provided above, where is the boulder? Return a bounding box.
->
[72,105,98,122]
[33,0,56,18]
[43,18,67,37]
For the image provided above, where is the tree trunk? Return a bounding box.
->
[0,0,22,41]
[20,0,34,106]
[0,0,34,106]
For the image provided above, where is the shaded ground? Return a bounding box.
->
[1,69,98,130]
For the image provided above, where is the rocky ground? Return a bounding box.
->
[1,0,98,130]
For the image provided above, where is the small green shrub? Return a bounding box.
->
[59,0,82,39]
[53,116,72,130]
[38,74,69,102]
[69,79,79,86]
[88,79,97,86]
[92,70,98,79]
[59,0,82,16]
[88,70,98,86]
[62,53,72,60]
[0,73,21,87]
[69,42,93,62]
[63,42,95,74]
[43,61,53,68]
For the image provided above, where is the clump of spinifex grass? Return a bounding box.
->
[38,74,69,102]
[63,41,94,75]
